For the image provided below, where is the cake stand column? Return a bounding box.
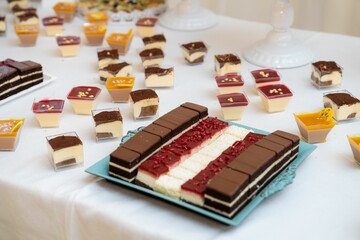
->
[159,0,217,31]
[243,0,313,68]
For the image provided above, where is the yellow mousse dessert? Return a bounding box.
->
[347,135,360,165]
[85,11,109,24]
[294,108,336,143]
[105,76,135,102]
[106,29,134,55]
[14,23,39,46]
[83,23,107,46]
[0,118,24,151]
[53,2,78,22]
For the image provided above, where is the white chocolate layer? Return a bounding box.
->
[145,73,174,88]
[95,121,123,138]
[59,44,80,57]
[35,113,61,128]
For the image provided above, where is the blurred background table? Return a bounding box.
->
[0,1,360,240]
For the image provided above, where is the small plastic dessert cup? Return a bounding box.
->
[53,2,78,22]
[105,76,135,102]
[67,86,101,115]
[347,135,360,165]
[32,98,65,128]
[56,35,81,57]
[14,23,39,46]
[85,11,109,24]
[83,22,107,46]
[215,73,244,94]
[106,29,134,55]
[92,108,123,141]
[257,83,293,113]
[323,90,360,122]
[250,68,281,94]
[311,61,343,89]
[294,108,336,143]
[0,118,25,151]
[42,16,64,36]
[135,17,158,37]
[217,92,249,120]
[46,131,83,171]
[130,89,159,119]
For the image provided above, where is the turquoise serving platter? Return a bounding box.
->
[85,122,317,226]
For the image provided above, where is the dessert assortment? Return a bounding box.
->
[1,2,357,225]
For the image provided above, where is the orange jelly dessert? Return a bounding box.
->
[106,29,134,55]
[347,135,360,164]
[83,23,107,46]
[105,76,135,102]
[294,108,336,143]
[0,118,25,151]
[14,23,39,46]
[85,12,109,23]
[53,2,78,22]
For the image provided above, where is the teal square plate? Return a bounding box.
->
[85,122,316,225]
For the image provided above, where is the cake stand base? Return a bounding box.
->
[244,31,313,69]
[159,7,217,31]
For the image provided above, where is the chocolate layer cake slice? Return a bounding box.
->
[0,65,20,100]
[323,91,360,121]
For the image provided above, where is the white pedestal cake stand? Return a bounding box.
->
[159,0,217,31]
[244,0,313,68]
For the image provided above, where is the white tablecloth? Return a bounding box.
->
[1,2,360,240]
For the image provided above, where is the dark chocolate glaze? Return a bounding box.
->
[48,135,82,151]
[93,110,122,125]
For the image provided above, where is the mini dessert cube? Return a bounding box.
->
[92,108,123,141]
[257,84,293,113]
[11,5,36,16]
[294,108,336,143]
[136,17,158,37]
[0,118,24,151]
[106,29,134,55]
[142,33,166,50]
[323,90,360,121]
[215,73,244,94]
[251,68,281,93]
[42,16,64,36]
[46,132,83,170]
[311,61,342,88]
[347,135,360,164]
[85,11,109,24]
[7,0,27,10]
[217,93,249,120]
[99,62,132,82]
[0,16,6,34]
[215,54,241,75]
[105,76,135,102]
[139,48,164,68]
[32,98,65,128]
[67,86,101,115]
[145,66,174,88]
[56,35,81,57]
[130,89,159,119]
[97,48,119,69]
[15,12,39,25]
[14,23,39,46]
[83,23,107,46]
[181,41,208,65]
[53,2,78,22]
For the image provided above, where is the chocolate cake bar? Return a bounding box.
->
[109,103,209,182]
[323,91,360,121]
[145,66,174,87]
[204,132,299,218]
[99,62,132,82]
[97,48,119,69]
[311,61,342,88]
[142,34,166,50]
[0,59,43,100]
[181,41,208,65]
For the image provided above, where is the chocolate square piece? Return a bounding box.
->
[110,146,141,169]
[142,123,172,143]
[121,131,161,157]
[181,102,208,118]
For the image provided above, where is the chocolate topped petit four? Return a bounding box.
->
[97,48,119,68]
[145,66,174,87]
[323,91,360,121]
[215,54,241,75]
[99,62,132,82]
[142,34,166,50]
[130,89,159,119]
[181,41,208,65]
[92,108,123,140]
[311,61,342,88]
[15,12,38,24]
[139,48,164,68]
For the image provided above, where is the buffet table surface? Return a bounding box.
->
[1,1,360,240]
